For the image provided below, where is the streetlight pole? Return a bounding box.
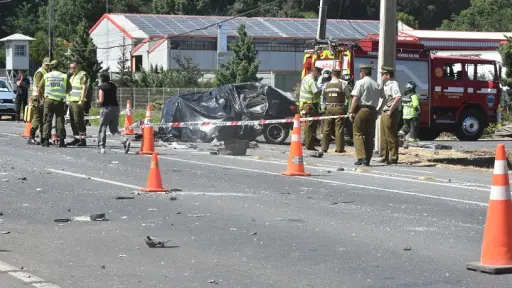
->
[375,0,397,156]
[48,0,54,59]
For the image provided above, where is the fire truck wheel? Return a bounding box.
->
[455,109,485,141]
[263,123,290,145]
[417,129,440,141]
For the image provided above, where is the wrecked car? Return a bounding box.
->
[159,83,298,144]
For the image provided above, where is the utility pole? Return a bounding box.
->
[375,0,397,156]
[316,0,327,40]
[106,0,109,13]
[48,0,54,59]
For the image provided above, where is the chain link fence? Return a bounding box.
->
[90,87,211,110]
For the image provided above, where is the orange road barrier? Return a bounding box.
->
[123,100,135,135]
[139,104,155,155]
[467,144,512,274]
[281,114,311,176]
[142,153,168,192]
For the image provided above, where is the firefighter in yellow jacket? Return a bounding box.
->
[299,66,323,151]
[66,61,89,146]
[399,81,420,146]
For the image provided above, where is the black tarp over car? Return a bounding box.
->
[159,83,297,143]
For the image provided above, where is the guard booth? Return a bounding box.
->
[0,33,35,90]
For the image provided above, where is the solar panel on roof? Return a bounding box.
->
[123,14,380,39]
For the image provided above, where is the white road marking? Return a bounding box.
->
[32,283,62,288]
[0,260,17,271]
[46,169,142,190]
[398,168,435,174]
[0,260,61,287]
[8,271,45,283]
[217,155,490,192]
[0,132,20,137]
[158,156,488,206]
[46,168,254,197]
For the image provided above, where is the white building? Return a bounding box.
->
[89,13,512,91]
[0,33,35,89]
[89,13,383,90]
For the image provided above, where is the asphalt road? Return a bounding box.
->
[0,121,510,288]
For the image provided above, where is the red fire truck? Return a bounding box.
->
[301,35,502,141]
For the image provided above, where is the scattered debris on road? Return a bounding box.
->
[0,212,3,216]
[145,236,172,248]
[0,231,10,234]
[331,201,355,205]
[90,213,107,221]
[306,151,324,158]
[0,179,8,182]
[170,188,183,192]
[170,196,178,201]
[337,167,345,171]
[210,150,219,155]
[101,265,105,269]
[148,208,158,211]
[404,246,412,251]
[36,188,42,192]
[251,232,258,235]
[188,214,204,217]
[115,196,135,200]
[54,218,71,223]
[18,177,27,181]
[175,211,182,215]
[207,279,219,284]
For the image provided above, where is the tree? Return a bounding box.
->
[68,20,103,85]
[134,56,203,88]
[4,1,41,37]
[116,38,134,87]
[214,25,260,86]
[397,12,419,29]
[500,36,512,85]
[440,0,512,31]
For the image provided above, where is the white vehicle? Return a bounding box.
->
[0,79,17,120]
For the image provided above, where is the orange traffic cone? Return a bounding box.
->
[281,114,311,176]
[467,144,512,274]
[139,104,155,155]
[142,153,168,192]
[21,120,32,138]
[123,100,135,135]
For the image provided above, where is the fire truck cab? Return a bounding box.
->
[301,36,501,141]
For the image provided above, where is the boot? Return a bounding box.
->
[27,137,40,145]
[41,139,50,147]
[58,139,67,148]
[66,138,80,146]
[77,139,87,147]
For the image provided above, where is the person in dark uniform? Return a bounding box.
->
[321,68,346,153]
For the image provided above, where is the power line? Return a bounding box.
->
[61,0,281,52]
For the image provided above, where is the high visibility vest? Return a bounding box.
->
[299,74,320,105]
[32,67,47,96]
[43,71,67,101]
[67,71,89,102]
[402,93,420,119]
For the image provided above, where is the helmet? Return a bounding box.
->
[405,81,417,92]
[341,74,352,82]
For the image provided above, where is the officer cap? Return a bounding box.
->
[49,60,59,67]
[359,64,372,72]
[381,66,395,74]
[312,66,323,73]
[331,68,341,73]
[42,57,51,65]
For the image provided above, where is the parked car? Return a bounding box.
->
[0,79,17,120]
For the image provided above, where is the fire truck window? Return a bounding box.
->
[476,64,496,81]
[443,63,463,80]
[465,64,476,81]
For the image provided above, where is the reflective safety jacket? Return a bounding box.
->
[402,92,420,119]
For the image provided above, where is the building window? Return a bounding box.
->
[5,44,10,56]
[14,45,26,57]
[177,40,216,50]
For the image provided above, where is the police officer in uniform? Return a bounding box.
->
[39,60,72,148]
[349,64,384,166]
[378,66,402,165]
[27,57,50,145]
[66,61,89,146]
[399,81,420,146]
[342,74,354,145]
[299,66,323,151]
[321,68,346,153]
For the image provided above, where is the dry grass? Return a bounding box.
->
[327,145,499,173]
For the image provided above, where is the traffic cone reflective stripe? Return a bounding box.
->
[123,100,135,135]
[142,153,168,192]
[467,144,512,274]
[281,114,311,177]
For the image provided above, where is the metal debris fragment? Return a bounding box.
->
[337,167,345,171]
[115,196,135,200]
[0,231,10,234]
[404,246,412,251]
[251,232,257,235]
[169,188,183,192]
[54,218,71,223]
[170,196,178,201]
[90,213,107,221]
[18,177,27,181]
[208,279,218,284]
